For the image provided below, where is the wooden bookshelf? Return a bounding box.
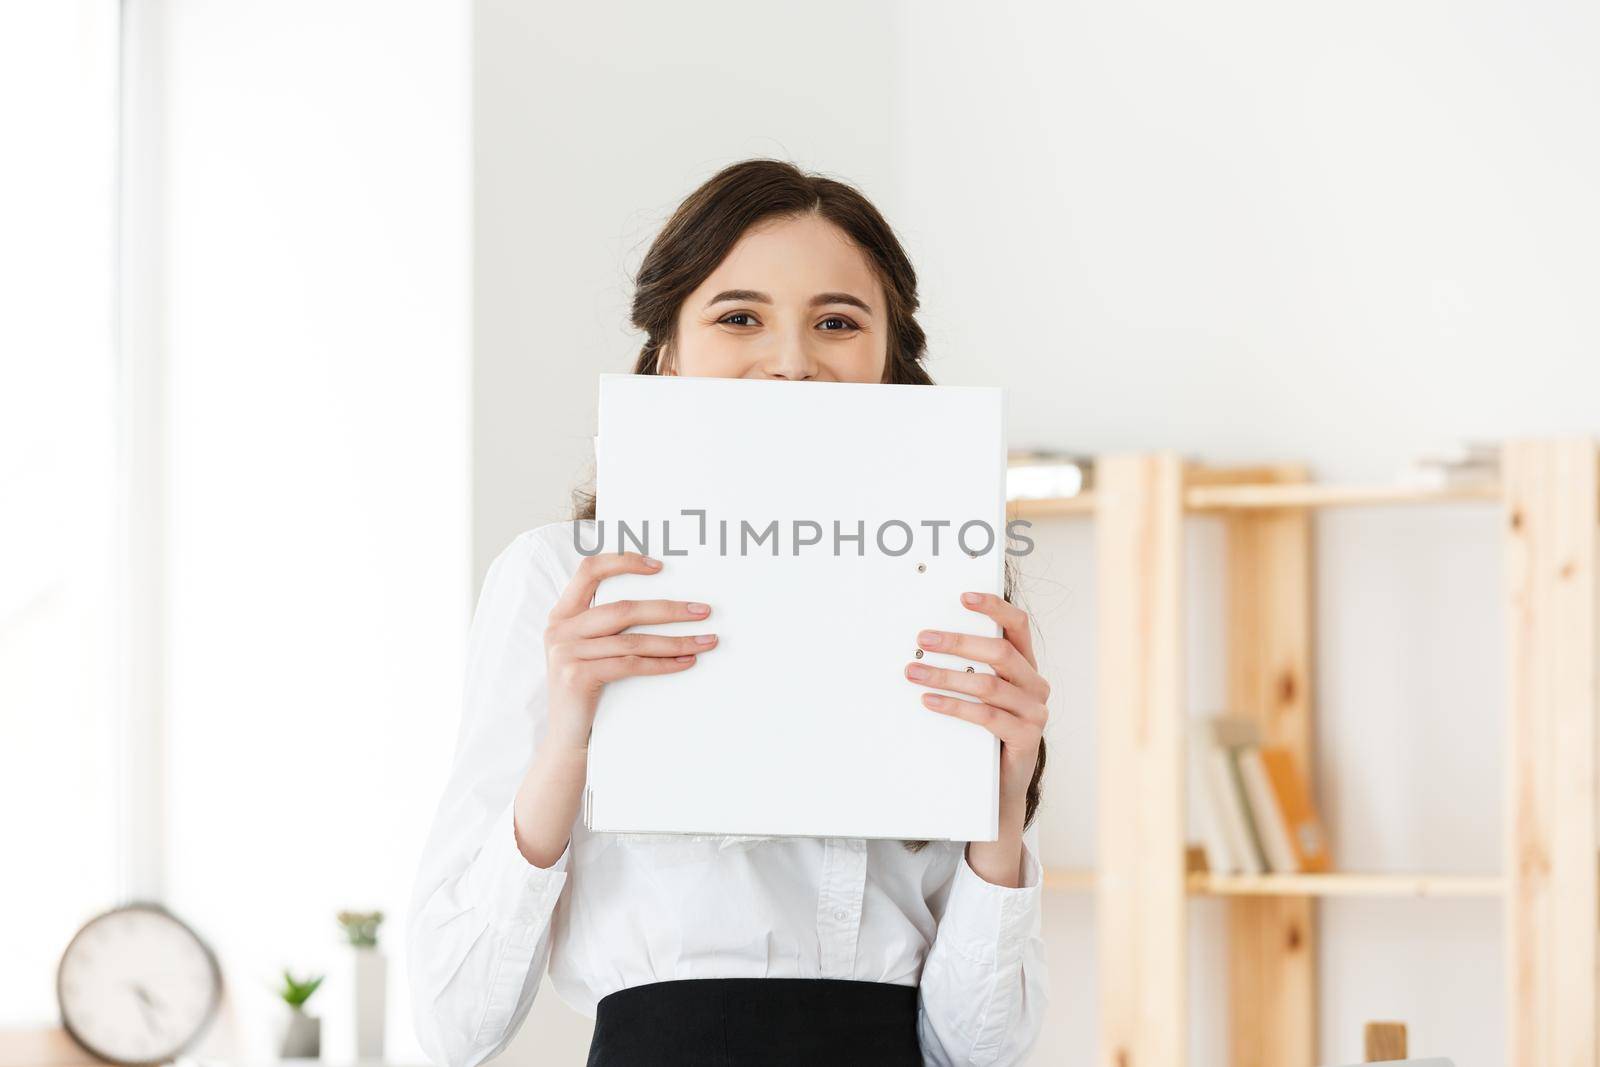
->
[1026,439,1600,1067]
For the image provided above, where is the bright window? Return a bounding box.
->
[0,0,122,1026]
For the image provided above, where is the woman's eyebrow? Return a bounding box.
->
[705,289,772,306]
[810,292,873,314]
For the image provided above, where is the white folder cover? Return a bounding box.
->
[585,374,1006,841]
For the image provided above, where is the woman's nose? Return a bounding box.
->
[763,332,818,381]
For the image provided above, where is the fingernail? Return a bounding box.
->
[687,602,710,615]
[923,693,946,709]
[918,630,942,648]
[905,663,929,681]
[675,655,696,664]
[961,591,982,605]
[642,556,662,568]
[694,634,718,645]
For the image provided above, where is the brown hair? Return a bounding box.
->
[575,159,1046,852]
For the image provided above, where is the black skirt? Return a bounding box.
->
[585,977,922,1066]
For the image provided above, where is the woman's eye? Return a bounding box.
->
[718,312,759,327]
[817,316,859,332]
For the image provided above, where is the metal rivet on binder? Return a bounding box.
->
[914,649,924,660]
[916,562,926,573]
[965,666,975,673]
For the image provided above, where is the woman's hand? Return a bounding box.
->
[903,591,1050,887]
[514,551,716,867]
[542,551,718,753]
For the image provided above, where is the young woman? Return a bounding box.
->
[408,160,1051,1067]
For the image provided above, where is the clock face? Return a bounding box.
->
[57,904,222,1066]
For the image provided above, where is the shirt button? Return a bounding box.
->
[833,908,848,921]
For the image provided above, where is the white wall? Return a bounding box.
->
[896,1,1599,476]
[159,2,469,1061]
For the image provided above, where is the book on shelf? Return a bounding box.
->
[1399,438,1501,490]
[1005,448,1093,501]
[1189,739,1238,874]
[1238,747,1299,873]
[1193,716,1265,875]
[1258,746,1331,873]
[1192,716,1332,877]
[1416,439,1500,466]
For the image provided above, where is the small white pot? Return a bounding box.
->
[279,1008,321,1059]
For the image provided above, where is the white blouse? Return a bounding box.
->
[406,521,1048,1067]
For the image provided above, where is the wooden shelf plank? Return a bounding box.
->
[1504,439,1600,1066]
[1006,493,1096,518]
[1044,868,1096,891]
[1224,467,1316,1067]
[1045,868,1507,898]
[1190,871,1506,898]
[1096,453,1188,1067]
[1189,482,1500,511]
[1007,482,1502,518]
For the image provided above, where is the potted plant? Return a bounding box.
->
[276,970,324,1059]
[337,911,383,948]
[325,910,386,1061]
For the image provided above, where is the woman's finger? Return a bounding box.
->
[918,692,1039,748]
[915,628,1036,688]
[572,632,718,660]
[589,653,702,683]
[958,591,1037,668]
[569,597,711,639]
[903,661,1046,726]
[548,551,663,622]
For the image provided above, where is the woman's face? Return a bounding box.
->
[664,213,889,383]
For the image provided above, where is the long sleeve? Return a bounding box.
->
[917,819,1049,1066]
[407,529,571,1067]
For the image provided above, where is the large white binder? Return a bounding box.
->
[585,374,1006,841]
